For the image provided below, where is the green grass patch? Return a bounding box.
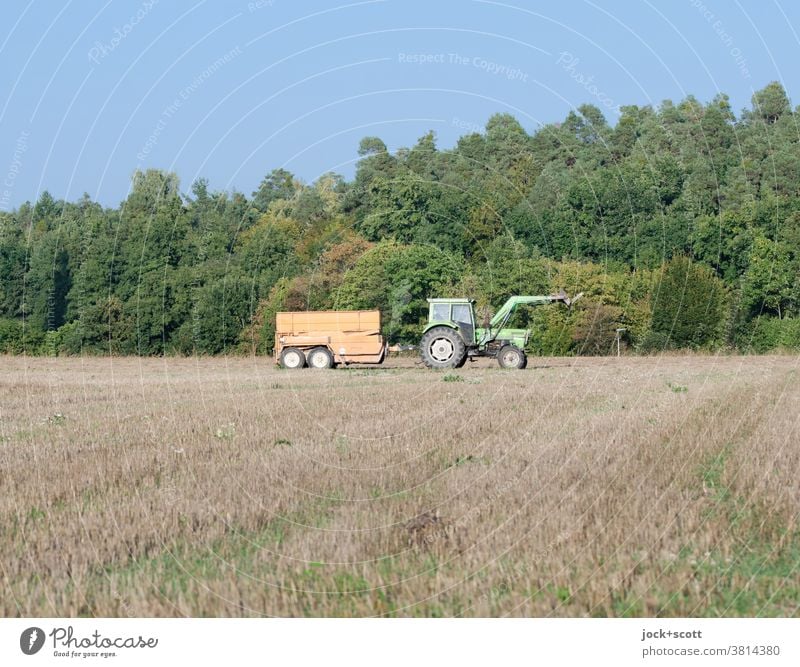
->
[655,446,800,616]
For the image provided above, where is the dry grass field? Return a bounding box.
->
[1,354,799,617]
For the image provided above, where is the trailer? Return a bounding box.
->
[274,310,387,369]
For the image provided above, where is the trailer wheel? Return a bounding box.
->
[420,326,466,369]
[307,346,334,369]
[497,345,526,369]
[279,347,307,369]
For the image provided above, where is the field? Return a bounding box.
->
[1,354,799,617]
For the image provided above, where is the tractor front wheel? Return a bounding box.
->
[497,345,527,369]
[420,326,466,369]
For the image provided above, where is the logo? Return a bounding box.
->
[20,627,45,655]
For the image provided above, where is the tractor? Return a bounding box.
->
[419,291,581,369]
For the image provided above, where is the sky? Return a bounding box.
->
[1,0,800,210]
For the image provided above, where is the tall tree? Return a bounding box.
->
[650,255,726,348]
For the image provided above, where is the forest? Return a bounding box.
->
[1,81,799,357]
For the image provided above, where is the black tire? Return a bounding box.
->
[497,345,526,369]
[279,347,307,369]
[420,326,466,369]
[307,346,334,369]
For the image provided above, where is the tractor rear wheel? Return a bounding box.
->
[420,326,466,369]
[307,346,334,369]
[279,347,307,369]
[497,345,526,369]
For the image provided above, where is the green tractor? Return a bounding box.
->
[419,291,581,369]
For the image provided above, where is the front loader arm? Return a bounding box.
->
[481,290,583,345]
[488,291,581,329]
[488,295,555,329]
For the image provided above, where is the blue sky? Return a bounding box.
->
[1,0,799,209]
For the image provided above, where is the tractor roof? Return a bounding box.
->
[427,298,474,304]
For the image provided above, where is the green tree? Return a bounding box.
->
[740,235,796,319]
[750,82,791,124]
[24,233,71,331]
[0,213,25,318]
[252,168,296,213]
[650,255,727,348]
[336,241,462,342]
[172,274,253,354]
[117,170,188,354]
[62,296,132,354]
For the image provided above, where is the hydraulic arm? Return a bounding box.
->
[481,290,581,345]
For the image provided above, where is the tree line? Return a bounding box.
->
[1,81,799,356]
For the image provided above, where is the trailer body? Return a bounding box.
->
[274,310,386,368]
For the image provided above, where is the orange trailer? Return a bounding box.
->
[274,310,387,369]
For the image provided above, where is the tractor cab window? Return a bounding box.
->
[452,304,472,325]
[431,303,450,321]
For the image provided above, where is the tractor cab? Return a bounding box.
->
[426,298,476,345]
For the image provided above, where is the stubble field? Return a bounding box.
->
[1,354,799,617]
